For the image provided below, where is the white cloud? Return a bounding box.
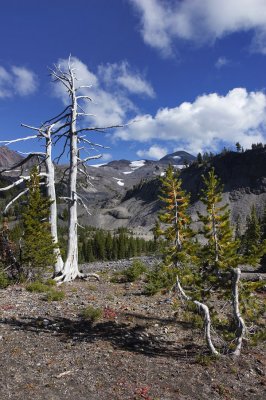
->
[215,57,230,69]
[53,57,144,127]
[101,153,112,161]
[251,28,266,54]
[98,61,155,97]
[11,66,38,96]
[0,65,38,98]
[137,144,168,159]
[129,0,266,56]
[116,88,266,154]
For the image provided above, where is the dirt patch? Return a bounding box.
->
[0,272,265,400]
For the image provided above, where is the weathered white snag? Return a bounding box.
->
[231,267,246,356]
[44,126,64,274]
[174,274,219,356]
[49,57,122,283]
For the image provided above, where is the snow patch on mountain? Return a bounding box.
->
[113,177,125,186]
[130,160,145,170]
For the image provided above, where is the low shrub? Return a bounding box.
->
[80,306,102,322]
[44,289,65,302]
[0,271,10,289]
[26,281,50,293]
[44,278,56,287]
[123,260,147,282]
[144,264,177,295]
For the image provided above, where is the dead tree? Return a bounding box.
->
[1,56,123,283]
[231,267,246,356]
[48,57,122,283]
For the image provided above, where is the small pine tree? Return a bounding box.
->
[197,152,203,164]
[158,165,196,267]
[235,142,241,152]
[260,204,266,240]
[93,230,106,260]
[241,205,266,266]
[198,168,240,272]
[235,214,242,240]
[112,237,118,260]
[22,167,56,277]
[105,232,113,261]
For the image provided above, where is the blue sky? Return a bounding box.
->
[0,0,266,162]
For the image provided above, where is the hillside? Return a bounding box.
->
[0,261,265,400]
[0,146,23,168]
[104,148,266,234]
[1,147,266,236]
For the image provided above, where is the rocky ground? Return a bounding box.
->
[0,261,265,400]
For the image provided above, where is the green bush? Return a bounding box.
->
[44,289,65,302]
[80,306,102,322]
[123,260,147,282]
[144,264,177,295]
[26,280,64,302]
[0,271,10,289]
[249,328,266,346]
[26,281,50,293]
[45,278,57,287]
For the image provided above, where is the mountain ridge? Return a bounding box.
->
[1,147,266,237]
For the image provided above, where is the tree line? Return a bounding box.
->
[78,227,156,263]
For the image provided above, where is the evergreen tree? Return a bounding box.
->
[128,236,137,258]
[93,230,106,260]
[105,232,113,260]
[117,231,127,259]
[112,237,118,260]
[153,219,161,244]
[235,214,242,240]
[197,152,203,164]
[260,204,266,240]
[158,165,196,267]
[235,142,241,152]
[22,167,56,276]
[86,240,95,262]
[198,168,240,272]
[242,205,266,265]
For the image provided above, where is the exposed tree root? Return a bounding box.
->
[53,270,100,284]
[231,267,246,356]
[174,274,219,356]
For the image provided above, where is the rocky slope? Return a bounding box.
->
[112,148,266,235]
[72,148,266,235]
[1,147,266,236]
[0,265,265,400]
[0,146,23,168]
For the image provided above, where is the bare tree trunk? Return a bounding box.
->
[49,57,120,283]
[174,274,219,356]
[231,267,246,356]
[45,129,64,274]
[54,67,99,283]
[56,70,79,282]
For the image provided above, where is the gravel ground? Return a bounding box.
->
[0,262,265,400]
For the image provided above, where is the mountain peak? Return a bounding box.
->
[159,150,196,164]
[0,146,23,168]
